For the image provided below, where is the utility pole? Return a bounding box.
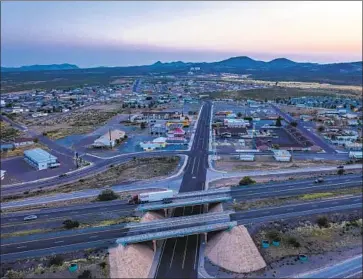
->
[109,128,112,149]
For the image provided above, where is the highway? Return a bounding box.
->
[297,254,362,278]
[154,101,212,278]
[1,196,361,262]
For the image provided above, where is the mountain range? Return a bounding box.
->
[1,63,79,72]
[1,56,362,86]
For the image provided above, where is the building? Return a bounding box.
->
[139,137,167,151]
[272,150,291,162]
[24,148,60,170]
[92,129,126,148]
[1,170,5,180]
[14,138,34,148]
[216,127,248,137]
[223,119,249,128]
[349,151,363,159]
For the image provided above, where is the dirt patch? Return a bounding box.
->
[0,120,22,142]
[253,218,362,264]
[206,225,266,273]
[1,156,180,203]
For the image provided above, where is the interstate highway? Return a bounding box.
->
[1,173,361,227]
[1,196,361,262]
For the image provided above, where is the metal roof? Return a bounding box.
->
[24,148,57,163]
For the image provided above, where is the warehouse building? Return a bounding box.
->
[24,148,60,170]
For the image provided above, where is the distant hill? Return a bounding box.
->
[1,57,362,93]
[1,63,79,72]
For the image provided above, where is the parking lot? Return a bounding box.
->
[1,152,77,185]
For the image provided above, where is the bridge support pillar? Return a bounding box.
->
[152,240,157,252]
[204,232,208,244]
[164,208,168,218]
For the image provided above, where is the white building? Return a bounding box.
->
[273,150,291,162]
[24,148,60,170]
[0,100,5,107]
[92,129,126,148]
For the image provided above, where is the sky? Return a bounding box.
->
[1,1,362,68]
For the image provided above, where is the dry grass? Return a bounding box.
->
[1,156,180,203]
[0,142,49,159]
[255,218,363,263]
[231,187,362,211]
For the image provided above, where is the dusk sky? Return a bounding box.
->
[1,1,362,68]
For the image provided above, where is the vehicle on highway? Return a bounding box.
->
[314,177,324,183]
[23,215,37,221]
[337,165,345,169]
[162,198,173,204]
[128,190,174,204]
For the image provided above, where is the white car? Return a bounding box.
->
[23,215,37,221]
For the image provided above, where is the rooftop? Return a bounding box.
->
[24,148,57,163]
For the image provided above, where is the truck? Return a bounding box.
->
[128,190,174,204]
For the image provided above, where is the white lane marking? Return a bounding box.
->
[16,246,27,249]
[54,241,64,244]
[169,238,178,268]
[191,157,197,174]
[345,270,362,278]
[89,235,98,239]
[182,236,189,269]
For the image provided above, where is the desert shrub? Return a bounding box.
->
[49,255,64,266]
[63,219,80,229]
[317,216,329,228]
[239,176,256,186]
[287,236,301,248]
[97,189,119,201]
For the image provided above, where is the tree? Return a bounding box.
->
[237,112,243,118]
[290,121,298,127]
[63,219,80,229]
[33,138,39,143]
[140,122,146,129]
[97,189,119,201]
[275,117,282,127]
[337,169,345,175]
[317,126,325,132]
[239,176,256,186]
[5,103,13,108]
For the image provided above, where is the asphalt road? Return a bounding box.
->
[1,195,361,262]
[298,254,362,278]
[2,173,360,228]
[154,101,212,278]
[271,104,337,154]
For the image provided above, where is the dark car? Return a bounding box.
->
[337,165,344,169]
[162,198,173,204]
[314,177,324,183]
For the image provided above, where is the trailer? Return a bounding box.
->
[128,190,174,204]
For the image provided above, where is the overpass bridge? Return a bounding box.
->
[137,194,232,212]
[116,211,234,247]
